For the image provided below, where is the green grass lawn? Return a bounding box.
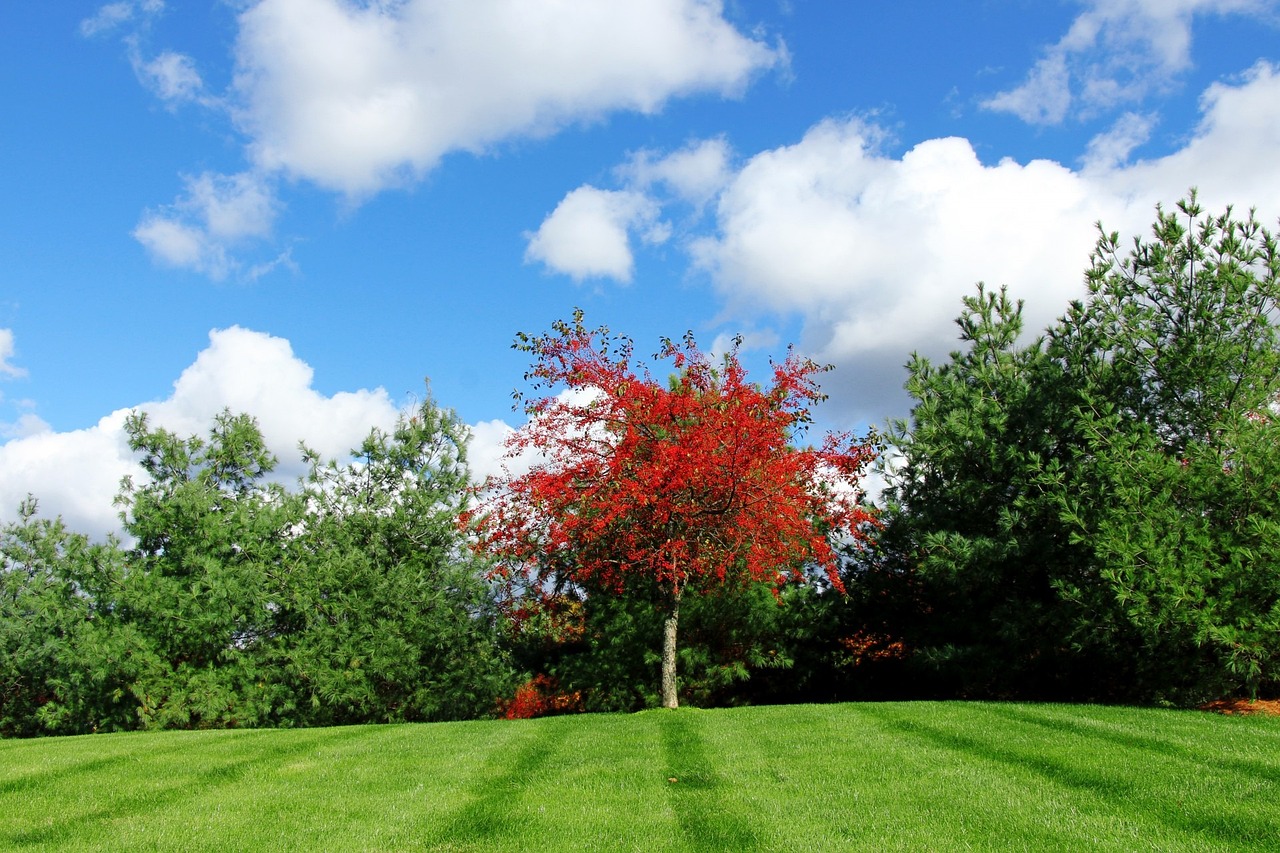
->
[2,702,1277,851]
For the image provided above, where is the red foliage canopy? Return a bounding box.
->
[468,312,878,602]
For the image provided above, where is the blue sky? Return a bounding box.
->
[3,0,1280,538]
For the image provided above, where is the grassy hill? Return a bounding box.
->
[2,702,1278,851]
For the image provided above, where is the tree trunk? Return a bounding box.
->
[661,584,682,709]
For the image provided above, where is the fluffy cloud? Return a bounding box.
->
[466,419,521,486]
[0,330,40,442]
[135,50,206,107]
[527,138,736,282]
[80,1,164,38]
[86,4,211,109]
[0,412,138,541]
[525,187,667,282]
[523,60,1280,424]
[232,0,782,197]
[985,52,1074,125]
[0,414,50,442]
[1082,111,1157,171]
[134,171,279,279]
[691,119,1114,422]
[122,0,779,276]
[619,137,734,207]
[1104,60,1280,202]
[594,61,1280,425]
[146,327,399,459]
[984,0,1278,125]
[0,329,25,380]
[0,327,400,540]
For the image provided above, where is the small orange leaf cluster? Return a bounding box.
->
[499,674,584,720]
[838,631,907,669]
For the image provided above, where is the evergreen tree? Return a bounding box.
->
[878,195,1280,702]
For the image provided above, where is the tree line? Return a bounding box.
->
[3,194,1277,736]
[1,403,511,736]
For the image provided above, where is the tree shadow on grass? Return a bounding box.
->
[985,703,1280,786]
[659,710,763,851]
[0,741,191,799]
[3,726,385,849]
[858,704,1280,848]
[431,718,568,847]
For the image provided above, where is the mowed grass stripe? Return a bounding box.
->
[856,703,1212,848]
[979,703,1280,844]
[1,702,1277,851]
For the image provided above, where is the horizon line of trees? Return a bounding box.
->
[3,192,1277,737]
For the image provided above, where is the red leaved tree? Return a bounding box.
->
[468,312,878,709]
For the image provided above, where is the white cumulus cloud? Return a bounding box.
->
[527,137,736,282]
[0,327,400,540]
[984,0,1278,125]
[134,171,279,279]
[119,0,780,278]
[135,50,207,107]
[1106,60,1280,201]
[686,62,1280,425]
[0,329,26,380]
[0,414,50,442]
[231,0,783,197]
[466,419,521,486]
[1082,111,1158,171]
[525,186,666,282]
[526,61,1280,428]
[691,119,1110,419]
[619,137,734,207]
